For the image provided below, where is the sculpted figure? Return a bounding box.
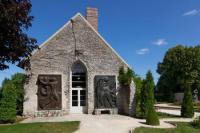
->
[95,76,116,108]
[37,75,61,110]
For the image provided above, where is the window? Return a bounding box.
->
[72,62,86,88]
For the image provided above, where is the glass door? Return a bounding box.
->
[71,61,87,113]
[71,88,86,113]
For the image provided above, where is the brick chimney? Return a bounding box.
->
[86,7,98,31]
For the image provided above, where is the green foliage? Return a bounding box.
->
[0,0,37,70]
[118,67,134,87]
[156,73,174,102]
[146,105,160,125]
[181,86,194,118]
[139,70,159,125]
[140,70,155,118]
[133,75,143,118]
[191,116,200,128]
[11,73,25,115]
[0,73,25,118]
[0,78,10,100]
[156,45,200,102]
[0,80,17,123]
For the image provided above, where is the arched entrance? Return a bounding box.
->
[70,61,87,113]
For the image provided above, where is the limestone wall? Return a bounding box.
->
[23,14,135,116]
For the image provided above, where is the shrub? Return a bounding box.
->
[140,70,156,118]
[140,70,159,125]
[0,80,17,123]
[146,105,160,125]
[118,67,134,87]
[191,116,200,128]
[181,85,194,118]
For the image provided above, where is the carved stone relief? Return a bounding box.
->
[95,76,116,108]
[37,75,62,110]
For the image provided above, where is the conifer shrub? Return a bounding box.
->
[181,86,194,118]
[133,76,143,118]
[146,105,160,125]
[141,70,160,125]
[0,80,17,123]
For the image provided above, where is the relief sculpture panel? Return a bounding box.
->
[95,75,116,108]
[37,75,62,110]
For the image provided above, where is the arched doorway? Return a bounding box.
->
[70,61,87,113]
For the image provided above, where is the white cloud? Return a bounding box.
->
[183,9,200,16]
[152,39,168,46]
[136,48,149,55]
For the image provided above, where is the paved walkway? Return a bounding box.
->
[21,104,200,133]
[21,114,187,133]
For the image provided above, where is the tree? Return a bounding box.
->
[157,45,200,102]
[181,85,194,118]
[142,70,159,125]
[0,80,17,123]
[140,70,155,118]
[0,0,37,70]
[11,73,25,115]
[133,75,143,118]
[146,104,160,125]
[0,78,10,100]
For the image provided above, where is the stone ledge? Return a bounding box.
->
[34,110,68,117]
[94,108,118,115]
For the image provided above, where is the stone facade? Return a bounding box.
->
[23,12,135,117]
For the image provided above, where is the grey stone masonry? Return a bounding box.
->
[23,13,135,117]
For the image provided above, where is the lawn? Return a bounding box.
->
[0,121,80,133]
[134,123,200,133]
[157,112,180,118]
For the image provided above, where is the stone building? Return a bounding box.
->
[22,8,135,117]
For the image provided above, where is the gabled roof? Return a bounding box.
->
[25,13,131,68]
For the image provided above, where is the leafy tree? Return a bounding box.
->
[0,0,37,70]
[157,45,200,102]
[0,80,17,123]
[11,73,25,115]
[0,78,10,100]
[156,73,174,102]
[181,85,194,118]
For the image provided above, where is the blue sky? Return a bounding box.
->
[1,0,200,84]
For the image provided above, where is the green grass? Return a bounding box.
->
[0,121,80,133]
[134,123,200,133]
[157,112,180,118]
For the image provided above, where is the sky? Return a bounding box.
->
[1,0,200,85]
